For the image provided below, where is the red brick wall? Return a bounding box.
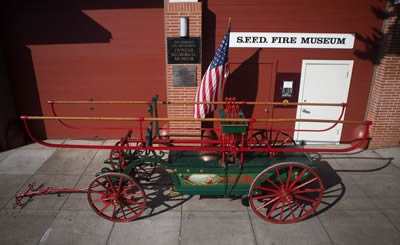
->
[367,3,400,148]
[164,1,202,138]
[1,3,166,139]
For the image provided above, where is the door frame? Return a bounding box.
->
[294,59,354,143]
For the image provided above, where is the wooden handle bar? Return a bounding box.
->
[48,100,345,107]
[21,116,371,125]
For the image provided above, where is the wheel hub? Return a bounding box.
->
[281,189,292,201]
[111,193,122,205]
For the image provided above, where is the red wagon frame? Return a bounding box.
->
[15,96,371,223]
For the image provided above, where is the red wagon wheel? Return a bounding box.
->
[270,130,296,146]
[249,163,323,224]
[87,173,146,222]
[109,141,131,170]
[133,163,157,180]
[252,130,296,147]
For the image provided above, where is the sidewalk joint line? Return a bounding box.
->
[178,199,183,245]
[381,210,400,233]
[373,150,400,170]
[317,216,335,245]
[247,207,258,245]
[106,222,116,245]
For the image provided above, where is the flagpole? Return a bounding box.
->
[194,18,231,118]
[224,17,231,80]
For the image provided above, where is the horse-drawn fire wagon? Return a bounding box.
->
[15,95,371,224]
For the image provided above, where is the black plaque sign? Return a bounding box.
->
[173,66,197,87]
[167,37,201,64]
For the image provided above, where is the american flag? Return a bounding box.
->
[194,23,231,118]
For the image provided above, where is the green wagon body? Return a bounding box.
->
[165,146,314,196]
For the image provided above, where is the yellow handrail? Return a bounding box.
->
[21,116,369,125]
[48,100,345,107]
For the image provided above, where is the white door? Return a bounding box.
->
[294,60,353,144]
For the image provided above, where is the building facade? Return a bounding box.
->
[0,0,399,148]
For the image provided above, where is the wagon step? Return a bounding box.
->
[14,182,88,208]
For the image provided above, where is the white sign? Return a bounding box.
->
[229,32,355,49]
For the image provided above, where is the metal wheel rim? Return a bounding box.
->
[249,162,323,224]
[87,173,146,222]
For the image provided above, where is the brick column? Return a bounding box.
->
[367,4,400,148]
[164,1,202,138]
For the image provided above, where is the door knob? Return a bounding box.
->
[302,109,310,114]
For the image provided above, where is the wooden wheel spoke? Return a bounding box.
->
[291,177,318,192]
[289,168,307,189]
[124,202,138,215]
[288,201,296,219]
[255,186,280,193]
[261,175,281,190]
[95,180,112,192]
[256,196,280,211]
[272,132,280,146]
[99,202,111,213]
[125,198,144,206]
[266,199,281,219]
[90,190,107,195]
[294,194,317,203]
[281,137,291,145]
[285,165,293,189]
[110,151,119,158]
[106,176,116,193]
[275,167,284,187]
[120,183,137,195]
[138,166,151,174]
[293,188,322,194]
[252,193,279,200]
[118,150,125,159]
[279,200,285,221]
[294,200,308,213]
[91,196,113,204]
[119,204,127,219]
[117,176,123,193]
[111,205,116,219]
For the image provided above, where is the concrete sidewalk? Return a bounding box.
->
[0,140,399,245]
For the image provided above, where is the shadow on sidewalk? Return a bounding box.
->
[306,152,394,221]
[307,160,345,220]
[134,168,192,221]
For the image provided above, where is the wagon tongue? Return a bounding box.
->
[13,182,88,208]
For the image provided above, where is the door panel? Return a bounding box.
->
[295,60,353,143]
